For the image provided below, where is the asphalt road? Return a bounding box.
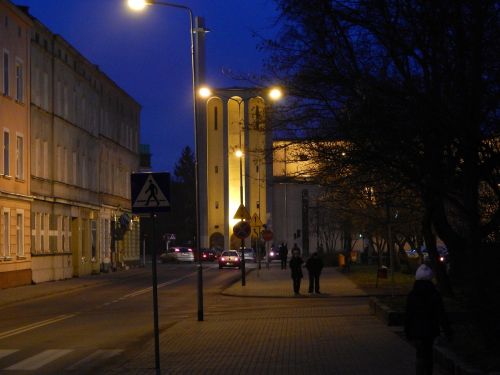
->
[0,262,244,374]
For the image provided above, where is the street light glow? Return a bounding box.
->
[268,87,283,101]
[235,149,243,158]
[198,86,212,98]
[127,0,149,11]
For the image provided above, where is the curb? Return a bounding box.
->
[368,297,499,375]
[368,297,404,326]
[434,344,500,375]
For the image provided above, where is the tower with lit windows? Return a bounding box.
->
[201,88,269,251]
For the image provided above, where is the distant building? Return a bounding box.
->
[201,88,270,251]
[26,9,141,282]
[139,144,152,171]
[0,0,33,287]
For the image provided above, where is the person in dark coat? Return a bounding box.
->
[404,264,452,375]
[305,252,324,294]
[289,249,303,295]
[279,242,288,270]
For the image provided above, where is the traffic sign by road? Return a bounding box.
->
[262,229,273,242]
[233,221,251,239]
[250,213,263,228]
[131,173,171,214]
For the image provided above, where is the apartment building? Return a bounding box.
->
[0,0,32,288]
[28,16,141,282]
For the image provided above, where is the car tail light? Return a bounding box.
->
[188,248,193,252]
[221,257,225,262]
[270,251,275,256]
[203,254,207,258]
[175,248,180,252]
[439,256,444,262]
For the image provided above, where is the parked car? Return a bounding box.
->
[200,248,217,261]
[267,246,280,262]
[218,250,241,269]
[160,247,194,263]
[239,248,256,263]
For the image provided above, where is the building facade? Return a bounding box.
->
[28,16,141,282]
[0,0,32,288]
[202,88,269,251]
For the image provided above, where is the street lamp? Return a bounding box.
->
[127,0,205,372]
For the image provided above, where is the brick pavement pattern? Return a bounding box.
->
[106,265,416,374]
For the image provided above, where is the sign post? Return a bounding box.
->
[131,172,171,373]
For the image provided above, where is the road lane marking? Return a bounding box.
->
[0,350,18,359]
[0,314,76,340]
[66,349,123,370]
[120,270,199,300]
[5,349,73,370]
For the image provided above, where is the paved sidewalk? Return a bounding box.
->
[1,263,429,374]
[223,262,367,298]
[106,264,419,374]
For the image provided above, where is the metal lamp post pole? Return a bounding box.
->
[145,0,204,322]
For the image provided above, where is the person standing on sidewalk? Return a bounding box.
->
[305,252,324,294]
[280,242,288,270]
[404,263,452,375]
[289,249,304,295]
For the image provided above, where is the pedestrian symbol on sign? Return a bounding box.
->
[145,179,160,206]
[131,173,170,213]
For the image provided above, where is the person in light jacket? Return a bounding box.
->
[404,264,452,375]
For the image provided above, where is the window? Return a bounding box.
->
[42,72,49,109]
[16,211,23,256]
[72,152,77,184]
[2,210,10,258]
[214,106,218,130]
[40,213,45,252]
[16,135,23,179]
[3,51,9,96]
[15,60,23,102]
[56,215,62,251]
[3,130,9,175]
[35,138,40,176]
[63,147,68,183]
[43,141,48,178]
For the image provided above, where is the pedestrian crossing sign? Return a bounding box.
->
[131,172,171,213]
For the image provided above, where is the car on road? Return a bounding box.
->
[267,246,280,262]
[200,248,217,261]
[160,247,195,263]
[238,248,256,263]
[218,250,241,269]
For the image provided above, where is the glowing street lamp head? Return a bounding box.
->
[127,0,149,11]
[235,149,243,158]
[198,86,212,98]
[268,87,283,101]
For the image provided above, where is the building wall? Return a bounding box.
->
[29,18,140,283]
[203,89,271,251]
[0,0,32,288]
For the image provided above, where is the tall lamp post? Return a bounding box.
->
[127,1,205,373]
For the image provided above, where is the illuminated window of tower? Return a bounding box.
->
[214,106,218,130]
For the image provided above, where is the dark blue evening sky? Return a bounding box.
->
[13,0,279,172]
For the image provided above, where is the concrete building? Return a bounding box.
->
[0,0,32,288]
[28,14,141,282]
[201,88,271,251]
[201,94,365,258]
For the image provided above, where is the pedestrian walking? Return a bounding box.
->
[305,252,324,294]
[280,242,288,269]
[289,249,303,295]
[404,263,452,375]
